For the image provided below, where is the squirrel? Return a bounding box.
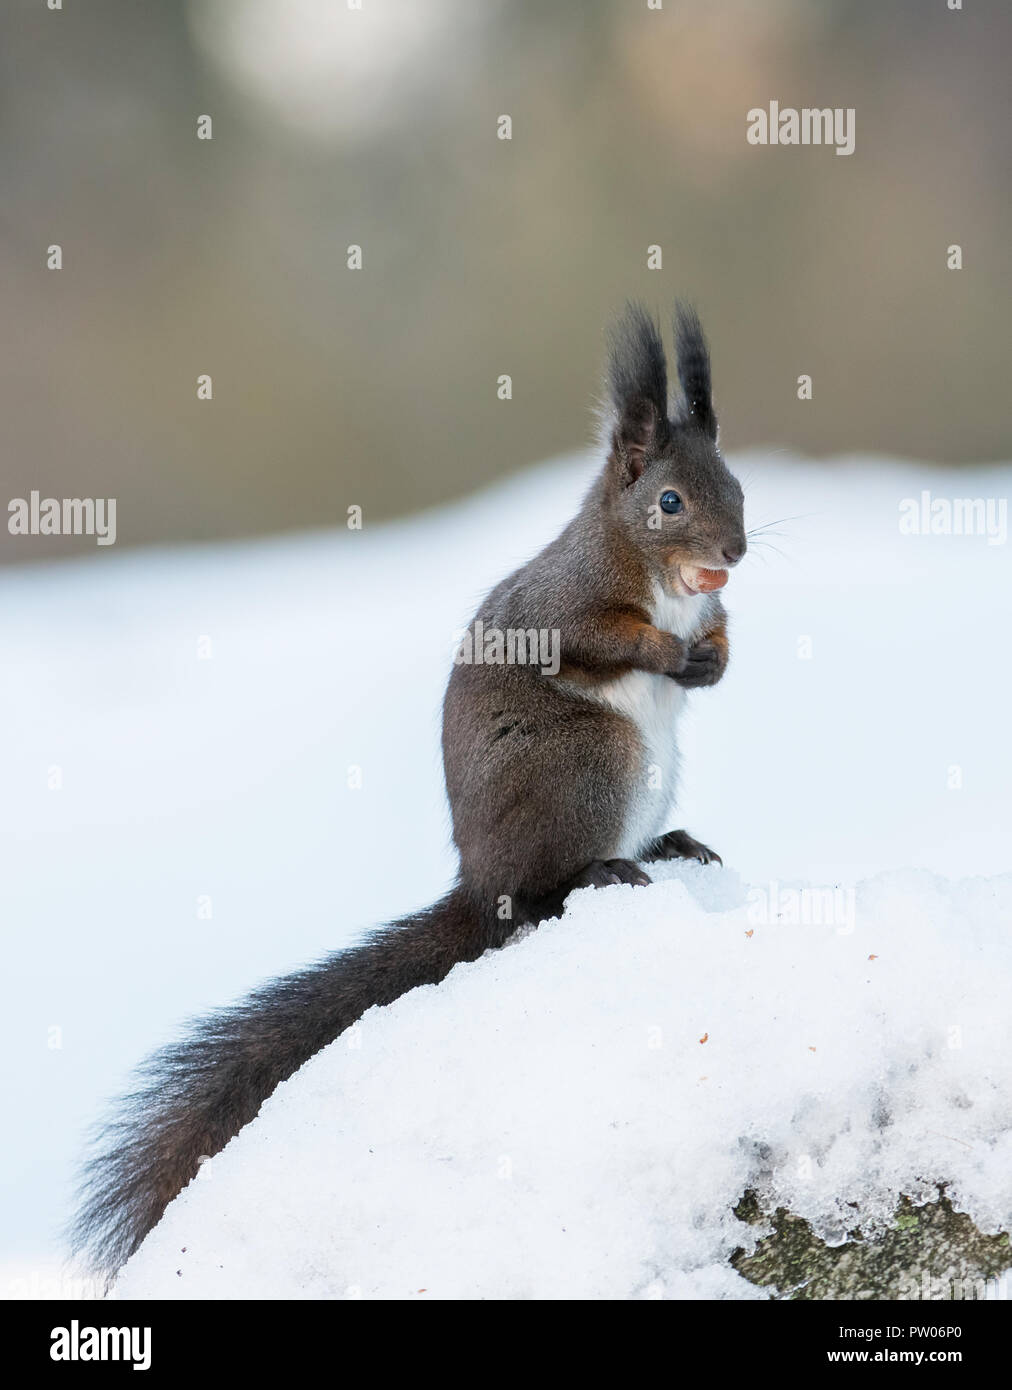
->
[73,302,746,1278]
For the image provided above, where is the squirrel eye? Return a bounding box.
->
[659,490,683,514]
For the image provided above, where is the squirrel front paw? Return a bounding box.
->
[670,639,725,688]
[644,829,723,866]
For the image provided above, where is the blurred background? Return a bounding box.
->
[2,0,1009,563]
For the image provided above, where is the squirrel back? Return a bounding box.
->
[73,302,746,1279]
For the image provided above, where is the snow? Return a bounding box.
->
[115,861,1012,1300]
[1,451,1010,1297]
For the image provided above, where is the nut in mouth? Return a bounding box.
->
[676,563,729,595]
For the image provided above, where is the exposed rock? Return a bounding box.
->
[731,1190,1011,1300]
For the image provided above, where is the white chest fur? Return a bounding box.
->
[595,586,709,859]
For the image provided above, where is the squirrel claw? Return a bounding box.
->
[644,830,723,867]
[570,858,652,890]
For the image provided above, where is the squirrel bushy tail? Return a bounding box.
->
[74,886,502,1278]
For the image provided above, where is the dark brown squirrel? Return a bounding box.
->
[73,302,746,1277]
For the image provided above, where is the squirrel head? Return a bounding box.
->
[602,302,746,597]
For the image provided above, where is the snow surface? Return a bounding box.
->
[1,450,1010,1296]
[116,863,1012,1300]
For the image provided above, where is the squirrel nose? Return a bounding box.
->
[722,543,745,566]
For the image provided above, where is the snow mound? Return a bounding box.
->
[115,863,1012,1300]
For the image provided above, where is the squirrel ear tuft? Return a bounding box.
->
[673,302,717,441]
[605,303,667,484]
